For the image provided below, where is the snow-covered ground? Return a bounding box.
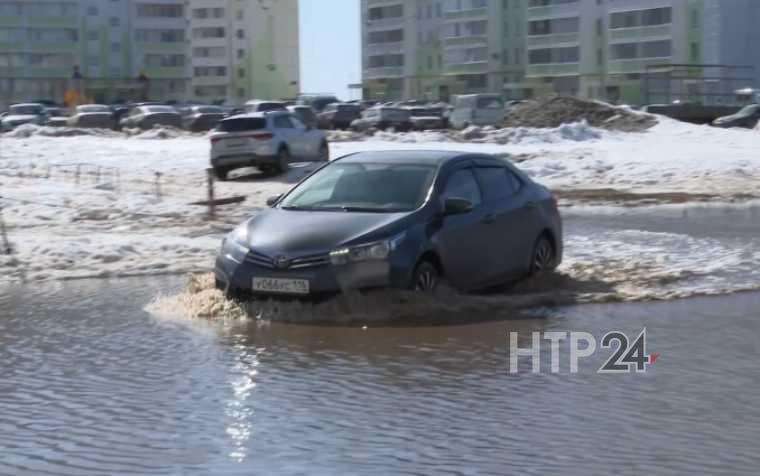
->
[1,119,759,287]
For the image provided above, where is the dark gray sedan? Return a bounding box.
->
[215,150,562,297]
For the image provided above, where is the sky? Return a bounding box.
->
[299,0,361,100]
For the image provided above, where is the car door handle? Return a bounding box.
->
[481,214,496,224]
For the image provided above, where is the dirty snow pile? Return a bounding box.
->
[4,123,122,139]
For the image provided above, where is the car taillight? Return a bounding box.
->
[210,137,221,144]
[249,133,273,141]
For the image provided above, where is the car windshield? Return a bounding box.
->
[476,96,504,109]
[196,106,224,114]
[279,162,437,212]
[252,102,286,112]
[737,104,759,116]
[144,106,176,114]
[217,117,267,132]
[79,105,110,113]
[381,108,411,120]
[10,105,43,115]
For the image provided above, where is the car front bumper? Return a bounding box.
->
[214,240,411,297]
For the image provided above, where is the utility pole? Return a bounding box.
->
[0,197,12,255]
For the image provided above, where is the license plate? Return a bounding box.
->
[226,139,245,147]
[252,277,310,295]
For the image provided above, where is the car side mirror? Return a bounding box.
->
[266,194,282,207]
[443,198,473,216]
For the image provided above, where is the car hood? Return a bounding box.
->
[3,114,39,123]
[241,209,408,256]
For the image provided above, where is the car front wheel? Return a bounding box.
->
[412,261,439,293]
[273,147,290,174]
[318,142,329,162]
[529,235,555,276]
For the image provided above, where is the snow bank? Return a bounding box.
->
[4,123,121,138]
[370,121,605,145]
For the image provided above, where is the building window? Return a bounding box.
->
[136,29,185,43]
[610,7,672,29]
[237,10,244,20]
[236,29,244,39]
[87,6,98,16]
[109,17,120,27]
[194,66,227,77]
[137,5,184,18]
[690,42,700,61]
[528,46,579,64]
[691,9,699,28]
[111,43,121,53]
[193,27,226,39]
[237,49,245,59]
[87,30,99,41]
[145,54,186,67]
[238,68,245,78]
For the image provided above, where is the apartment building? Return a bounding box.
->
[361,0,760,105]
[188,0,299,104]
[0,0,299,109]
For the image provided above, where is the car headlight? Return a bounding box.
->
[329,232,405,266]
[229,223,250,249]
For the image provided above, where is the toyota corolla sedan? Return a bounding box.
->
[215,150,562,297]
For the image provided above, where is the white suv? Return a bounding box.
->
[210,111,329,179]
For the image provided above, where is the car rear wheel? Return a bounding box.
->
[273,147,290,174]
[318,142,330,162]
[529,235,555,276]
[214,167,229,181]
[412,261,439,293]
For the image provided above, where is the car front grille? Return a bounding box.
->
[244,251,330,270]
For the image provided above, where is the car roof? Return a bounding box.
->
[223,111,288,120]
[337,150,471,166]
[11,103,44,108]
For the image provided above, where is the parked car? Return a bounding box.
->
[351,107,412,132]
[244,100,288,113]
[209,111,329,180]
[450,94,506,129]
[119,105,182,130]
[182,105,226,132]
[408,106,446,130]
[287,105,319,129]
[0,103,49,131]
[67,104,116,129]
[317,103,362,129]
[712,104,760,129]
[45,107,70,127]
[214,150,562,297]
[297,94,339,113]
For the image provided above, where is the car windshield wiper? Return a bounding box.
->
[339,206,407,213]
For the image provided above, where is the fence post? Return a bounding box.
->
[75,164,81,185]
[206,168,215,218]
[0,198,11,255]
[154,172,163,199]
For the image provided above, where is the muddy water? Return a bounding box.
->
[1,204,760,475]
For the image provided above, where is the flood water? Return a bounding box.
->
[1,204,759,475]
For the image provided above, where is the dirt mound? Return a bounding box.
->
[505,96,656,132]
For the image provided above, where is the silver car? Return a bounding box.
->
[67,104,116,129]
[209,111,329,179]
[1,103,48,131]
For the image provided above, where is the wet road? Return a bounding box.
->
[1,204,759,475]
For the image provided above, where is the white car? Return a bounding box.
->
[1,103,48,131]
[209,111,329,179]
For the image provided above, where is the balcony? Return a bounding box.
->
[365,41,404,56]
[134,42,187,54]
[0,15,22,27]
[442,35,488,47]
[443,7,488,22]
[527,3,580,20]
[526,63,579,77]
[607,57,671,74]
[192,75,230,86]
[526,32,580,48]
[28,42,80,53]
[143,67,188,79]
[364,16,404,30]
[609,24,672,42]
[363,66,404,79]
[443,61,489,75]
[27,16,77,28]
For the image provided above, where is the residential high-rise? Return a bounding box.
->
[360,0,760,105]
[0,0,299,109]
